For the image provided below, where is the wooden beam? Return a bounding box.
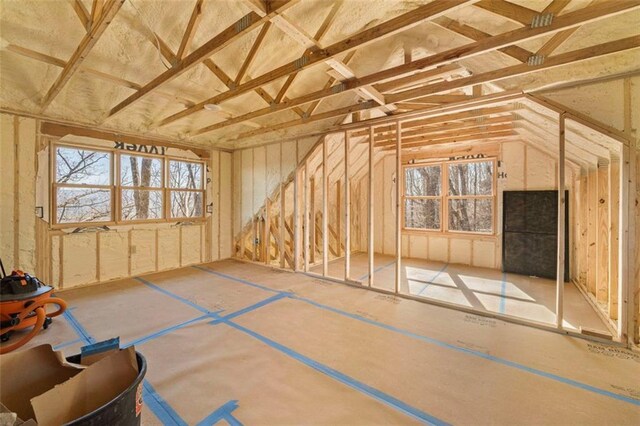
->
[69,0,90,31]
[91,0,105,23]
[236,22,272,84]
[556,113,566,328]
[41,0,125,110]
[387,35,640,104]
[40,121,210,158]
[344,131,351,279]
[236,100,378,140]
[432,17,531,63]
[474,0,538,26]
[177,0,204,59]
[160,0,474,125]
[368,126,374,287]
[190,1,640,135]
[395,121,402,294]
[107,7,282,117]
[322,139,329,276]
[381,129,517,150]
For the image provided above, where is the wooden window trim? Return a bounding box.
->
[50,141,206,229]
[402,157,497,236]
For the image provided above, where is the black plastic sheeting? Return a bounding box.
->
[502,190,569,281]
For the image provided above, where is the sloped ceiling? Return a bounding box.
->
[0,0,638,150]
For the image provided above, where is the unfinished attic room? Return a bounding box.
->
[1,0,640,424]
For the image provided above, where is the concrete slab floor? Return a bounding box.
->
[5,259,639,425]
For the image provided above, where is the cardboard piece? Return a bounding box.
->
[0,344,138,425]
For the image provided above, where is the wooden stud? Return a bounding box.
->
[556,114,565,329]
[368,126,374,287]
[280,183,286,268]
[303,164,310,271]
[587,170,597,295]
[344,131,351,280]
[609,161,620,319]
[336,180,341,257]
[395,121,402,294]
[322,139,329,276]
[596,164,609,304]
[13,116,20,268]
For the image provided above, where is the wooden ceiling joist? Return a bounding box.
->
[474,0,538,26]
[108,0,299,118]
[376,123,515,147]
[191,0,640,137]
[177,0,204,60]
[159,0,474,126]
[230,32,640,142]
[236,22,272,84]
[381,129,518,150]
[69,0,91,32]
[41,0,125,111]
[386,35,640,104]
[432,17,531,63]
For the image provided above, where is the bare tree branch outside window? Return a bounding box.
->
[55,147,112,223]
[169,160,203,218]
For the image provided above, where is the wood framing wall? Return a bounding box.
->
[0,112,233,290]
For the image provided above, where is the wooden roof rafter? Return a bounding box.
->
[41,0,125,111]
[188,0,640,139]
[107,0,300,118]
[177,0,205,60]
[158,0,476,126]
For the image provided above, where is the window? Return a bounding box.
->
[52,144,205,226]
[402,159,494,234]
[168,160,204,218]
[54,146,112,224]
[404,165,441,230]
[120,155,163,221]
[447,161,493,233]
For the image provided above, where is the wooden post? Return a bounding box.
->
[556,113,566,329]
[344,131,351,280]
[303,165,310,271]
[336,181,341,257]
[280,183,285,268]
[293,167,300,271]
[608,161,620,320]
[596,164,609,304]
[619,144,631,342]
[368,126,374,287]
[310,176,316,264]
[264,199,271,263]
[322,138,329,276]
[395,121,402,294]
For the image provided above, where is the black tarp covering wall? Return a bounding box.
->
[502,190,569,281]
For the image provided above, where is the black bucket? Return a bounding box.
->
[64,352,147,426]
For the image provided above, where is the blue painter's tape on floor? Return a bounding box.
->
[210,292,290,325]
[225,414,244,426]
[499,272,507,314]
[62,309,95,345]
[416,263,449,296]
[195,400,241,426]
[134,277,216,315]
[143,380,188,426]
[195,265,640,407]
[358,260,397,281]
[125,313,218,348]
[224,319,448,426]
[193,265,280,294]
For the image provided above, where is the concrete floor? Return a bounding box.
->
[8,259,640,425]
[311,253,610,334]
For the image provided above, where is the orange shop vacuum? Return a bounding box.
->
[0,259,66,354]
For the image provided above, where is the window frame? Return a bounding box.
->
[402,164,443,232]
[50,141,206,228]
[167,159,206,220]
[402,157,497,236]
